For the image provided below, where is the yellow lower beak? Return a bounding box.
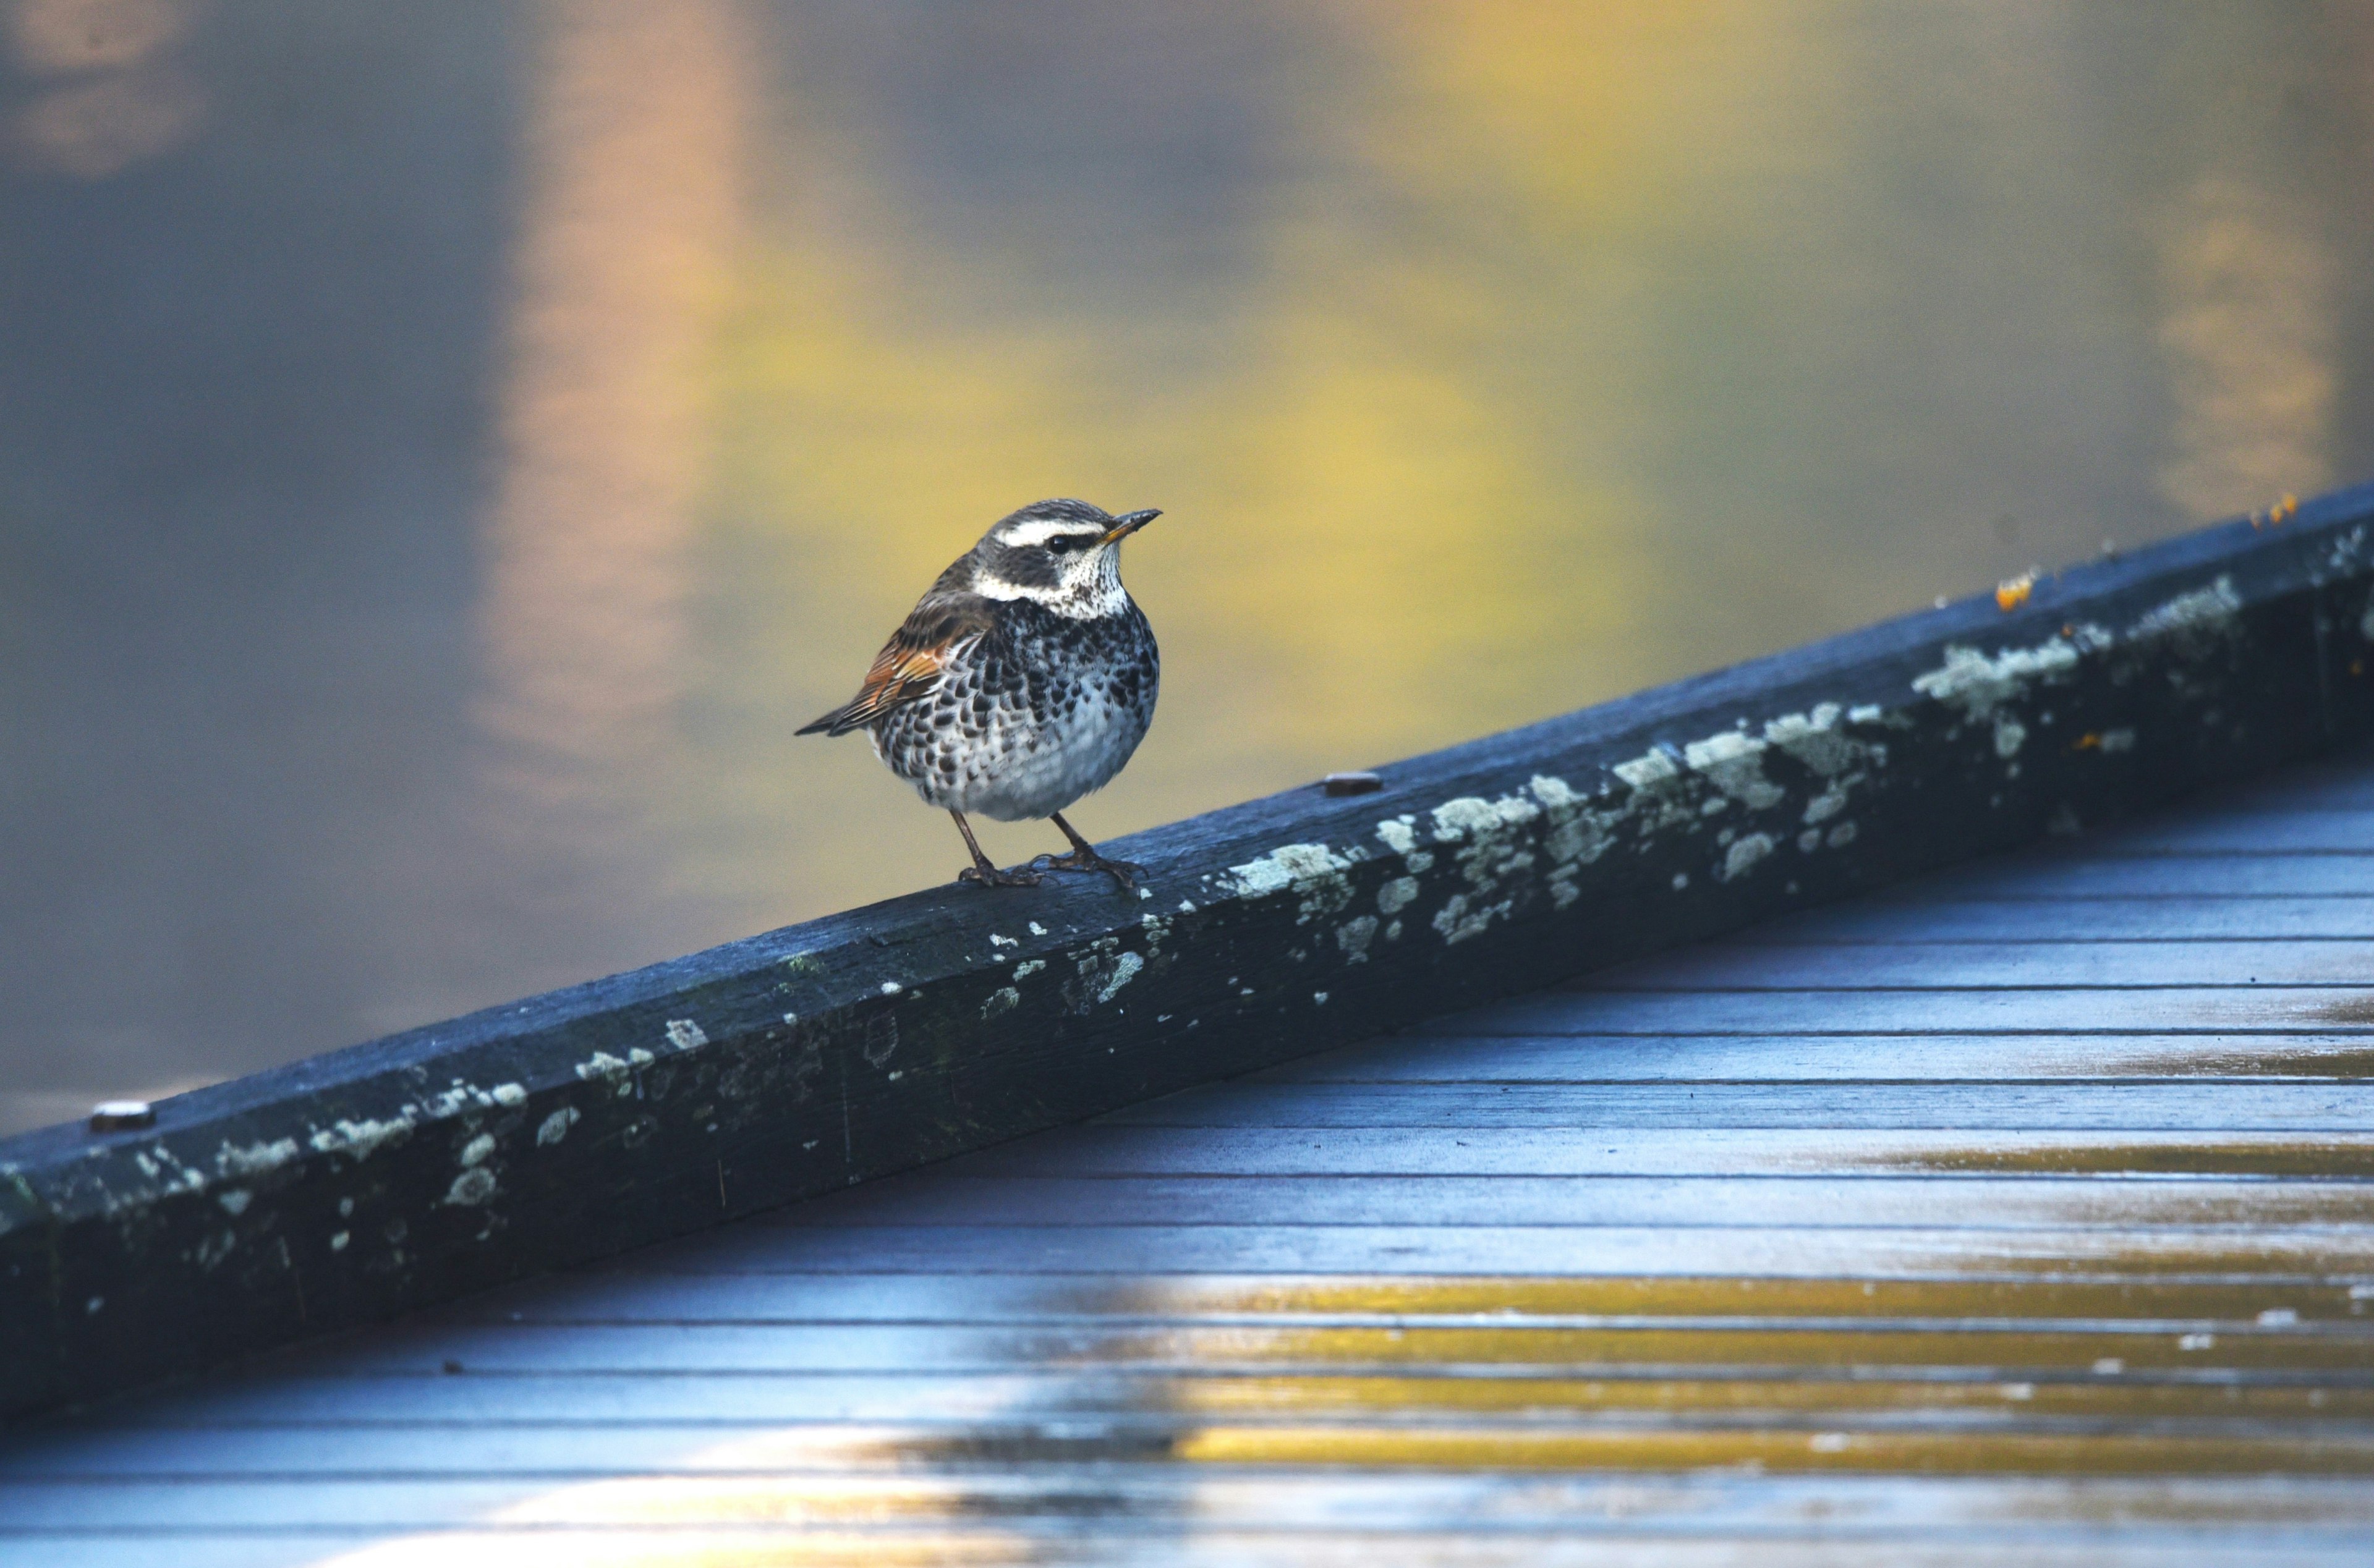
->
[1101,508,1162,545]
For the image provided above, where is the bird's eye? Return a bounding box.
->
[1047,535,1084,554]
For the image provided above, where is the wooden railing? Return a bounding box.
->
[7,480,2374,1422]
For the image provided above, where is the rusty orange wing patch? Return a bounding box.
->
[796,598,990,738]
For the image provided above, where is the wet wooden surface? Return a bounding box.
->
[6,754,2374,1564]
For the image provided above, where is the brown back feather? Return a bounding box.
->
[795,586,998,737]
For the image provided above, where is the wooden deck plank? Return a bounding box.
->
[1416,987,2374,1038]
[766,1175,2374,1231]
[23,1422,2374,1485]
[1852,855,2374,899]
[1094,1082,2374,1130]
[1265,1033,2374,1082]
[617,1223,2374,1278]
[948,1126,2374,1178]
[2078,816,2374,854]
[1582,941,2374,990]
[11,1474,2374,1561]
[1737,899,2374,943]
[40,1368,2374,1436]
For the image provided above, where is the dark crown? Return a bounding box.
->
[999,499,1112,528]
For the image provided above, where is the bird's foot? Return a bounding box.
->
[957,862,1044,889]
[1030,849,1148,892]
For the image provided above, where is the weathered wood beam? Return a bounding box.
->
[8,484,2374,1421]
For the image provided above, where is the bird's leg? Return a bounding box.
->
[1030,811,1148,891]
[950,810,1041,888]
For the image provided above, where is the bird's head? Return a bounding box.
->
[970,498,1160,616]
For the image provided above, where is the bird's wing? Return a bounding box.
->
[796,595,994,737]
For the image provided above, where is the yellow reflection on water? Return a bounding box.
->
[477,0,752,799]
[453,0,2360,928]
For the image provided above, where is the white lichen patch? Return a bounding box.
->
[1913,634,2091,760]
[535,1106,581,1147]
[2128,574,2242,652]
[1377,876,1419,915]
[1529,774,1616,909]
[310,1116,417,1162]
[217,1189,251,1216]
[1763,704,1858,777]
[443,1168,498,1207]
[1612,750,1679,791]
[216,1138,300,1179]
[1096,951,1144,1004]
[664,1019,707,1051]
[1683,732,1785,811]
[459,1133,496,1168]
[1335,914,1379,962]
[1222,842,1358,924]
[1721,832,1776,882]
[2100,727,2135,752]
[1374,816,1436,874]
[490,1082,527,1108]
[576,1051,634,1096]
[1432,794,1540,844]
[1611,747,1698,831]
[1803,786,1849,825]
[1428,792,1546,944]
[1014,959,1045,980]
[982,986,1021,1020]
[1913,638,2082,723]
[1062,938,1146,1014]
[879,981,902,996]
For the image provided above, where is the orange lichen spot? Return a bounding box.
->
[2352,661,2365,678]
[1996,572,2035,612]
[2074,732,2101,751]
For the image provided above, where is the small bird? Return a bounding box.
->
[798,499,1163,891]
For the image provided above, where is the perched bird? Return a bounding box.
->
[798,499,1162,891]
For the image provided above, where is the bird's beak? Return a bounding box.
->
[1101,508,1161,545]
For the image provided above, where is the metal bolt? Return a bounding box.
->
[88,1100,155,1132]
[1322,771,1382,797]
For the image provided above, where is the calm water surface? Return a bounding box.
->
[4,1,2372,1132]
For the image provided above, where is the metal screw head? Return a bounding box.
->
[88,1100,155,1132]
[1322,771,1383,797]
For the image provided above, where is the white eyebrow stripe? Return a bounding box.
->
[997,520,1105,548]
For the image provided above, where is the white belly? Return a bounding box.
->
[875,687,1154,821]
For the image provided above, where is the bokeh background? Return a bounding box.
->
[4,0,2373,1134]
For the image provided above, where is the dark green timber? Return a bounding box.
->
[8,484,2374,1422]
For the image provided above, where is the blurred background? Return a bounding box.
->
[3,0,2372,1133]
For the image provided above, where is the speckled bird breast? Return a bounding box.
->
[871,599,1159,822]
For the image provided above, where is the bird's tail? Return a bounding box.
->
[794,702,865,738]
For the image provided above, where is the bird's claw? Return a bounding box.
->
[958,863,1043,889]
[1030,850,1149,892]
